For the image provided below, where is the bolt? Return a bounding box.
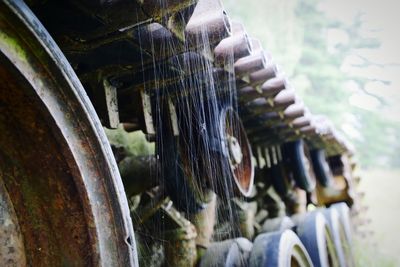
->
[228,135,243,165]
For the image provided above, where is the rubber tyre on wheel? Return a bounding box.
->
[310,149,334,188]
[330,203,354,266]
[268,161,292,198]
[322,207,354,267]
[249,229,313,267]
[283,140,316,192]
[295,211,340,267]
[261,216,295,233]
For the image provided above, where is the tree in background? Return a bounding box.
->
[225,0,400,168]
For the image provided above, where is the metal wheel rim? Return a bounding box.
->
[220,107,254,197]
[0,1,137,265]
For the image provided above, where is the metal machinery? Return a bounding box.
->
[0,0,365,266]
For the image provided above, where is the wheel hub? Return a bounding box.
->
[228,135,243,165]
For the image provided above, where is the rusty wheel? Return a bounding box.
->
[219,107,254,197]
[0,1,137,266]
[169,104,254,213]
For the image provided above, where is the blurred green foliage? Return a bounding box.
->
[357,168,400,264]
[353,238,397,267]
[225,0,400,168]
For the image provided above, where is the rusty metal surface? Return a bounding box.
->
[189,193,217,249]
[214,32,252,66]
[134,197,198,267]
[185,0,231,48]
[221,108,254,197]
[119,155,158,196]
[0,0,137,265]
[0,176,27,267]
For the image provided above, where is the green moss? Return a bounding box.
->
[0,30,28,63]
[104,126,154,156]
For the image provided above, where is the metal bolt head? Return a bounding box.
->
[228,135,243,165]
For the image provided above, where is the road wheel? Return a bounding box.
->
[249,229,313,267]
[310,149,334,187]
[323,207,354,267]
[169,105,254,213]
[330,203,354,266]
[283,140,316,192]
[295,211,340,267]
[261,216,295,233]
[0,1,137,265]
